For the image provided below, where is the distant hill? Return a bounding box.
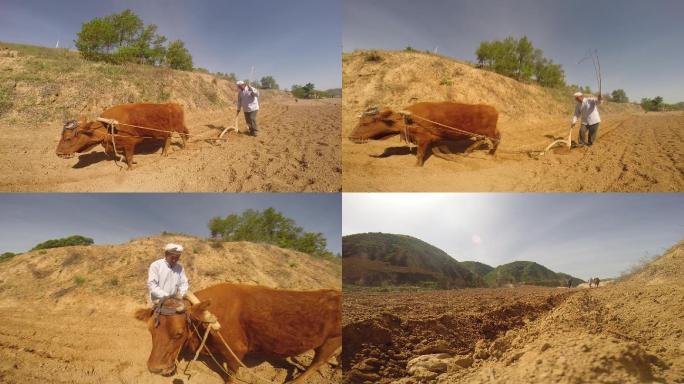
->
[460,261,495,277]
[343,232,585,289]
[0,42,295,125]
[0,234,341,303]
[342,232,482,288]
[484,261,584,287]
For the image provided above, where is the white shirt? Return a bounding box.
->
[572,97,602,126]
[237,86,260,112]
[147,258,189,302]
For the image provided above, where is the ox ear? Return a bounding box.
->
[379,109,393,118]
[134,308,153,322]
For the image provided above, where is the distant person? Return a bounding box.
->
[571,92,602,147]
[589,277,594,288]
[567,278,572,288]
[236,80,260,137]
[147,243,189,304]
[594,277,600,287]
[147,243,219,325]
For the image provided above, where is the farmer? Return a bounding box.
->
[567,278,573,288]
[147,243,219,327]
[571,92,602,147]
[236,80,260,137]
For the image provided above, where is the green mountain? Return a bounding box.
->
[460,261,495,277]
[483,261,584,287]
[342,232,482,288]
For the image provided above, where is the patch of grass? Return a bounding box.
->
[616,253,661,282]
[439,78,453,86]
[108,277,119,286]
[38,250,47,255]
[62,252,81,267]
[74,276,86,286]
[209,241,223,250]
[192,247,200,254]
[289,261,297,268]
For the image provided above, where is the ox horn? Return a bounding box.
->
[175,302,186,313]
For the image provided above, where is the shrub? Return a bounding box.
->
[0,252,17,262]
[74,276,86,286]
[108,277,119,286]
[365,51,382,62]
[31,235,94,251]
[439,78,453,86]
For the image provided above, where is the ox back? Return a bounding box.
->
[100,102,188,139]
[406,101,499,141]
[195,283,341,357]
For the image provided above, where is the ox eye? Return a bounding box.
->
[174,332,183,339]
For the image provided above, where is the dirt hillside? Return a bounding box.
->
[387,240,684,384]
[0,235,342,383]
[342,50,683,192]
[0,43,341,192]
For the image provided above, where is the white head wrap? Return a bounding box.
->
[573,92,583,97]
[164,243,184,254]
[236,80,245,86]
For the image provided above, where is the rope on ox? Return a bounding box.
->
[396,110,500,156]
[184,319,276,384]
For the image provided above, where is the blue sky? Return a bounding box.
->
[343,193,684,279]
[344,0,684,102]
[0,193,341,255]
[0,0,341,89]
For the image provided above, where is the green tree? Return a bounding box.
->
[207,208,334,258]
[106,9,143,48]
[476,36,565,87]
[259,75,279,90]
[166,40,193,70]
[653,96,664,110]
[611,89,629,103]
[74,17,118,60]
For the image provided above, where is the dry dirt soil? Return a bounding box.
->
[343,240,684,384]
[0,98,341,192]
[0,235,342,384]
[342,50,683,192]
[342,287,573,383]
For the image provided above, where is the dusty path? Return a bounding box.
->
[0,297,340,384]
[342,112,683,192]
[0,99,340,192]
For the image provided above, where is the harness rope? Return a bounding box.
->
[183,314,276,384]
[399,111,501,143]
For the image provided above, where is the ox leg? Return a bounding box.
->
[162,137,171,156]
[489,138,499,155]
[415,141,431,167]
[290,336,342,384]
[222,339,248,384]
[180,132,188,148]
[124,145,135,170]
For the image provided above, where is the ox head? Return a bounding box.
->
[55,118,104,159]
[349,106,400,143]
[134,298,212,376]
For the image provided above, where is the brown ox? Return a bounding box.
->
[135,283,341,383]
[56,103,189,169]
[349,101,500,166]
